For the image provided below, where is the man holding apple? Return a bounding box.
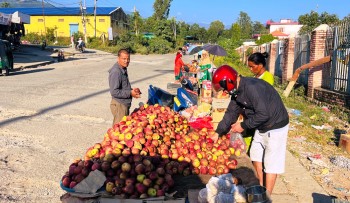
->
[108,49,141,126]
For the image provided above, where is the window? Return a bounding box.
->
[58,19,64,22]
[38,19,44,22]
[99,19,105,23]
[278,27,284,32]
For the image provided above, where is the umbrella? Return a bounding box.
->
[188,46,203,55]
[203,44,227,56]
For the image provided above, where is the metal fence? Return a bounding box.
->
[294,34,311,86]
[274,40,284,78]
[323,21,350,93]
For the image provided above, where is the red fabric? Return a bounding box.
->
[174,53,184,76]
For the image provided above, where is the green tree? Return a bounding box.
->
[1,2,10,7]
[255,34,276,45]
[252,21,268,34]
[188,23,206,42]
[154,19,174,43]
[231,23,242,43]
[237,11,253,39]
[207,20,225,43]
[131,10,143,36]
[152,0,173,21]
[298,11,340,34]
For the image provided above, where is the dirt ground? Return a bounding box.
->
[287,113,350,200]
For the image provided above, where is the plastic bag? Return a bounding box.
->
[189,116,213,129]
[229,132,247,156]
[206,177,234,196]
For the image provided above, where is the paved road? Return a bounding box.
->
[0,46,332,203]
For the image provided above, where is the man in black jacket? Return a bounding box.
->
[211,65,289,196]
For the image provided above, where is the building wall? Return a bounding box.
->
[269,24,303,36]
[25,15,111,37]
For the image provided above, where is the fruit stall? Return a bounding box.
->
[60,82,259,203]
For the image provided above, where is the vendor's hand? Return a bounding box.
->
[231,122,244,133]
[131,89,141,98]
[209,132,219,143]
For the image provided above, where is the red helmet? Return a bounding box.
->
[212,65,238,94]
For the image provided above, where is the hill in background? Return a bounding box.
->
[0,0,53,8]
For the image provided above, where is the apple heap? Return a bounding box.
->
[62,104,241,198]
[171,128,239,175]
[62,154,175,199]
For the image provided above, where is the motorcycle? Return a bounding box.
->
[75,41,86,53]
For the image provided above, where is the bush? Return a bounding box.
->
[147,38,173,54]
[22,33,43,44]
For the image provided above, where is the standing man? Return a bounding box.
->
[210,65,289,196]
[109,49,141,126]
[70,34,75,48]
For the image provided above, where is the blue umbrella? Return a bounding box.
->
[187,45,198,53]
[188,46,203,55]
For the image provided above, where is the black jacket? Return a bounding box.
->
[215,76,289,135]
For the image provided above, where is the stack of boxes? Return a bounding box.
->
[211,89,231,130]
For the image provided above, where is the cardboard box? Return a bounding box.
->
[212,98,231,109]
[202,80,212,90]
[212,109,226,123]
[213,122,219,130]
[201,89,212,98]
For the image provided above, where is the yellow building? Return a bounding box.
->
[0,7,128,38]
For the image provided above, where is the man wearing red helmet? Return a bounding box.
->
[211,65,289,196]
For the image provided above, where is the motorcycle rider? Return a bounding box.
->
[76,37,85,52]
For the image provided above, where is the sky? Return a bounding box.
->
[51,0,350,27]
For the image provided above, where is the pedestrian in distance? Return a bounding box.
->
[70,34,74,48]
[247,52,274,85]
[108,49,141,126]
[210,65,289,196]
[174,49,186,81]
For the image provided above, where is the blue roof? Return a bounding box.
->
[0,7,123,16]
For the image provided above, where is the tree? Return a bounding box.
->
[131,10,143,36]
[252,21,268,35]
[207,20,225,43]
[237,11,253,39]
[255,34,276,45]
[188,23,206,42]
[1,2,10,7]
[231,23,242,46]
[298,11,340,34]
[152,0,173,21]
[154,19,174,43]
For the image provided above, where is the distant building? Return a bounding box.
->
[0,7,128,38]
[266,19,303,39]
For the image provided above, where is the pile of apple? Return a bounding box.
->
[61,104,239,199]
[62,154,177,199]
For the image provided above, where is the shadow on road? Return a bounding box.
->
[13,45,55,64]
[0,71,169,127]
[6,68,55,76]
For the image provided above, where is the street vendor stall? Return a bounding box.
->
[59,102,262,203]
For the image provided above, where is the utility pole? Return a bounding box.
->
[80,0,87,44]
[134,6,138,36]
[41,0,47,38]
[94,0,97,38]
